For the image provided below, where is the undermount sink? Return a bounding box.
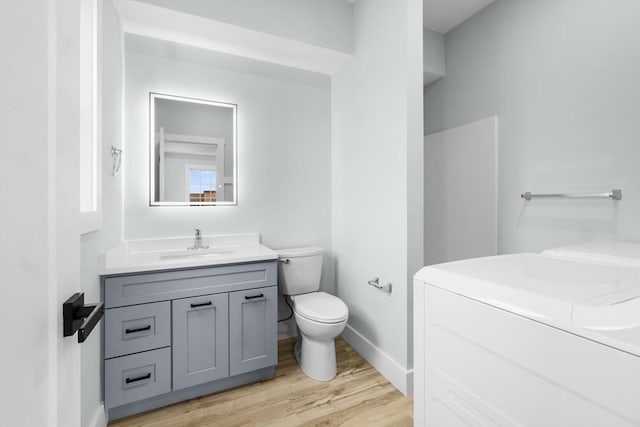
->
[159,248,234,260]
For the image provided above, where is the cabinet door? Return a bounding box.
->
[172,293,229,390]
[229,286,277,376]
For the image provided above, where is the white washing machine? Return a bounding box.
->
[543,240,640,267]
[413,243,640,427]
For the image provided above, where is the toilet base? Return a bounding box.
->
[295,334,337,382]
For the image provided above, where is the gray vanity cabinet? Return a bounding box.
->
[102,260,278,420]
[229,286,278,376]
[172,293,229,390]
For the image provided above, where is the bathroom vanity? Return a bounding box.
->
[100,234,278,420]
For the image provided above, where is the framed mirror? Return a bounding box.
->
[150,93,237,206]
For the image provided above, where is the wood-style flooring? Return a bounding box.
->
[109,337,413,426]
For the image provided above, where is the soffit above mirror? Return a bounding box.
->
[423,0,495,34]
[125,34,330,89]
[134,0,354,54]
[113,0,352,75]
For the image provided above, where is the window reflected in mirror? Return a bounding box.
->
[150,93,237,206]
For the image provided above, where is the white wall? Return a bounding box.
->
[424,0,640,254]
[80,1,124,426]
[424,117,497,265]
[80,234,105,427]
[331,0,423,391]
[100,1,126,253]
[136,0,353,54]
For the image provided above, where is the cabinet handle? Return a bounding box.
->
[190,301,212,308]
[125,325,151,334]
[245,293,264,300]
[125,373,151,384]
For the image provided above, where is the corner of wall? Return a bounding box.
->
[341,324,413,396]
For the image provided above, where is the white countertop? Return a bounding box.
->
[99,233,278,275]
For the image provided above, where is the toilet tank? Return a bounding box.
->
[277,247,324,295]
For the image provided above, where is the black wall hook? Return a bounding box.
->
[63,293,104,343]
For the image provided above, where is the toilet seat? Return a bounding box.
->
[292,292,348,324]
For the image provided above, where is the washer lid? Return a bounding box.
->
[543,240,640,267]
[414,253,640,357]
[292,292,348,323]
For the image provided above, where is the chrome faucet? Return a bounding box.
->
[188,229,209,250]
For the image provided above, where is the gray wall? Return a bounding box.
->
[80,1,124,425]
[423,27,444,83]
[123,37,334,292]
[332,0,423,375]
[424,0,640,254]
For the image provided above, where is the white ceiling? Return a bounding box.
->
[423,0,495,34]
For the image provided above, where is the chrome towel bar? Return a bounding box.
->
[521,189,622,201]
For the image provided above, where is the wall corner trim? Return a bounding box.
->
[341,324,414,396]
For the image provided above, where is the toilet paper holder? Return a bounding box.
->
[368,277,392,293]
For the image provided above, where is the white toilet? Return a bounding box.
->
[277,246,349,381]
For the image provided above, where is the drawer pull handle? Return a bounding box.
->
[125,373,151,384]
[125,325,151,334]
[190,301,212,308]
[245,293,264,300]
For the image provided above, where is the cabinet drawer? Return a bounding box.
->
[105,347,171,409]
[104,261,277,308]
[105,302,171,358]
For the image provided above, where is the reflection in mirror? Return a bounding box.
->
[150,93,237,206]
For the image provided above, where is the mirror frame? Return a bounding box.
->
[149,92,238,206]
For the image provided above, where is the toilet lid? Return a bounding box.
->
[293,292,349,323]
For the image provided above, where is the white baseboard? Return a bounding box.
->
[88,403,107,427]
[341,324,413,396]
